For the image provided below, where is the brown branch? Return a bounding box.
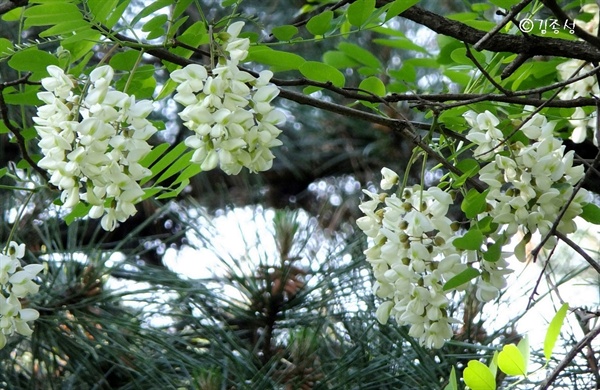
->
[374,2,600,62]
[0,74,49,181]
[277,87,487,192]
[555,231,600,275]
[539,323,600,389]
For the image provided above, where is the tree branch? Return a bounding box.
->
[375,2,600,62]
[539,323,600,389]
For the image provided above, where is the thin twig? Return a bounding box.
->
[532,151,600,260]
[539,323,600,389]
[277,87,487,192]
[540,0,600,48]
[474,0,534,50]
[555,231,600,275]
[464,43,512,95]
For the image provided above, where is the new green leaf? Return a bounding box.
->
[497,344,527,376]
[544,303,569,361]
[463,360,496,390]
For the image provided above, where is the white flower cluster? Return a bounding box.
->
[466,110,589,246]
[170,21,285,175]
[0,242,44,349]
[357,170,467,349]
[34,65,157,231]
[556,3,599,143]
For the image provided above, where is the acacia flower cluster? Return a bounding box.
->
[358,108,590,349]
[34,65,157,231]
[170,21,285,175]
[466,110,589,250]
[0,242,44,349]
[357,172,468,349]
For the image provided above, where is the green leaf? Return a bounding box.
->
[171,162,202,186]
[517,336,530,375]
[347,0,375,27]
[497,344,527,376]
[39,20,90,37]
[461,188,489,219]
[358,76,386,97]
[246,46,306,72]
[483,239,503,262]
[140,142,188,185]
[443,367,458,390]
[299,61,345,87]
[338,42,382,69]
[140,142,171,170]
[155,151,196,185]
[323,51,360,69]
[453,229,484,251]
[463,360,496,390]
[272,25,299,41]
[64,202,92,225]
[373,38,429,54]
[0,38,13,57]
[2,7,24,22]
[142,14,168,32]
[544,303,569,361]
[87,0,119,24]
[443,267,480,291]
[130,0,171,27]
[8,49,58,73]
[450,47,487,66]
[110,50,141,71]
[452,157,480,188]
[106,0,131,29]
[306,10,333,36]
[581,203,600,224]
[457,158,480,177]
[23,3,82,28]
[173,0,194,19]
[3,85,42,105]
[386,0,420,21]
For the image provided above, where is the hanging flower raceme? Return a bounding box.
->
[34,65,157,231]
[357,172,469,349]
[464,110,590,254]
[169,21,285,175]
[0,241,44,349]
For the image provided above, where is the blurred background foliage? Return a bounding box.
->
[0,0,599,388]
